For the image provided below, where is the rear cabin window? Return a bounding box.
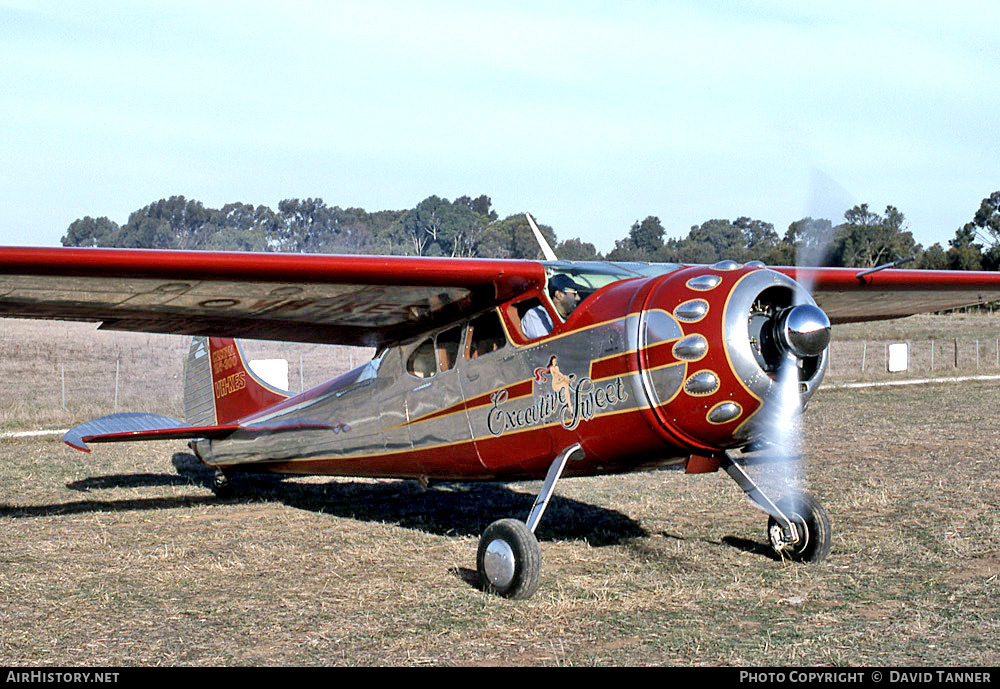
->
[436,325,462,372]
[406,338,436,378]
[466,311,507,359]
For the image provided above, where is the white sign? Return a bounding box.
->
[887,343,908,373]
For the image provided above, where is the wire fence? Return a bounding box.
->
[38,339,1000,413]
[29,345,370,421]
[827,338,1000,379]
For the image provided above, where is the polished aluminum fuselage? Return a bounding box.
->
[194,309,682,480]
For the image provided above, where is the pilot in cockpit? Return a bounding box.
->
[521,274,585,339]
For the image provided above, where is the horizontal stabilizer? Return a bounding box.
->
[63,412,347,452]
[63,412,238,452]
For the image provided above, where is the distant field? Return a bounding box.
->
[826,313,1000,383]
[0,318,372,430]
[1,317,998,666]
[832,311,1000,341]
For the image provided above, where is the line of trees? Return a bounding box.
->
[62,191,1000,269]
[609,193,1000,270]
[62,195,597,261]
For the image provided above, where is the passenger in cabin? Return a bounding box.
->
[467,311,507,359]
[521,274,585,339]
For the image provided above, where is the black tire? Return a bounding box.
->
[767,493,831,562]
[211,469,234,499]
[477,519,541,600]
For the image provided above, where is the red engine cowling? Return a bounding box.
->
[635,262,829,454]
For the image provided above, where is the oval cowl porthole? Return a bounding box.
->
[674,300,708,323]
[707,401,742,424]
[684,370,719,396]
[686,275,722,291]
[672,334,708,360]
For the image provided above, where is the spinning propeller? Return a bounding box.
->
[742,173,842,561]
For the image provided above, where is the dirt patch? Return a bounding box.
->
[946,553,1000,583]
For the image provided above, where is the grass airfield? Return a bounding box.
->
[0,317,997,666]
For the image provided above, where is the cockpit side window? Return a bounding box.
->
[466,311,507,359]
[510,297,552,340]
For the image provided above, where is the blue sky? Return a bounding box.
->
[2,1,998,253]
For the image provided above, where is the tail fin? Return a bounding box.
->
[184,337,291,425]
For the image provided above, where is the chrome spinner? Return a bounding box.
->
[723,269,830,443]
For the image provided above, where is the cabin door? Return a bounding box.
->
[401,324,482,477]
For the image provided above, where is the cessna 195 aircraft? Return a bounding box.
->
[3,228,1000,599]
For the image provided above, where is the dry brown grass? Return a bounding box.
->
[1,318,999,666]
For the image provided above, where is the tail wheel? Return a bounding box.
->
[767,493,831,562]
[211,469,234,498]
[477,519,541,599]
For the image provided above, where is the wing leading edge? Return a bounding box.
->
[0,247,546,346]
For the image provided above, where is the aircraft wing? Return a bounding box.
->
[2,247,999,344]
[773,266,1000,324]
[0,247,545,346]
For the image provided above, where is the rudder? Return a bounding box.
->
[184,337,290,425]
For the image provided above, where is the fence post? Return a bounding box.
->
[955,338,959,368]
[862,342,867,372]
[114,358,120,411]
[61,363,65,411]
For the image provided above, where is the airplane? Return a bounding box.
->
[3,241,1000,599]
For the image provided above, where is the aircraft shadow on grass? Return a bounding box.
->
[1,452,647,547]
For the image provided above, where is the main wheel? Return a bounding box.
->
[767,493,831,562]
[477,519,541,599]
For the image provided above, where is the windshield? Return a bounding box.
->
[540,260,684,299]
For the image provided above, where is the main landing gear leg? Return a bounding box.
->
[477,443,585,599]
[720,452,831,563]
